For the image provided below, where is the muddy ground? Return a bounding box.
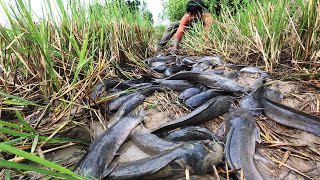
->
[1,61,319,180]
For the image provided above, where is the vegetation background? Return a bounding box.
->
[0,0,319,179]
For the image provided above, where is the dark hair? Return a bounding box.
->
[186,0,206,13]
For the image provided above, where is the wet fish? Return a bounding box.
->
[139,85,166,96]
[90,83,107,101]
[74,110,145,179]
[164,71,249,93]
[145,55,179,66]
[240,66,266,74]
[178,86,204,102]
[178,57,195,66]
[161,126,222,142]
[90,79,151,101]
[107,86,162,113]
[261,88,320,136]
[107,93,138,113]
[109,94,145,127]
[191,59,213,72]
[158,80,194,91]
[197,56,224,66]
[185,89,227,109]
[152,96,232,134]
[105,140,224,180]
[131,125,180,155]
[164,65,189,77]
[239,73,271,116]
[240,88,264,116]
[204,69,239,80]
[151,62,168,73]
[224,108,264,180]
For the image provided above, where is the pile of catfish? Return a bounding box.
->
[75,55,320,180]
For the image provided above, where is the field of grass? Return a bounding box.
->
[176,0,320,72]
[0,0,154,179]
[0,0,319,179]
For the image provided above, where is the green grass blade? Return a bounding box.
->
[0,120,31,132]
[2,137,27,145]
[15,111,36,133]
[0,144,87,180]
[0,127,61,143]
[0,160,78,180]
[5,169,10,180]
[0,91,40,107]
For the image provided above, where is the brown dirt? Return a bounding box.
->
[236,72,261,87]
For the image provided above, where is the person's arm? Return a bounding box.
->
[171,14,190,50]
[202,13,213,31]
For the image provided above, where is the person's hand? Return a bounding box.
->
[168,45,177,52]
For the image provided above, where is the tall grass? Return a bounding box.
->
[0,0,154,178]
[0,0,153,99]
[178,0,319,71]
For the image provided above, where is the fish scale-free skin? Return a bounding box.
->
[261,88,320,136]
[224,108,264,180]
[132,132,180,155]
[159,80,194,91]
[145,56,178,66]
[107,93,138,112]
[107,86,164,113]
[152,96,232,134]
[191,60,212,72]
[178,87,203,102]
[161,126,222,142]
[164,65,188,77]
[109,94,145,127]
[105,141,224,180]
[164,71,249,93]
[185,90,226,109]
[74,111,145,179]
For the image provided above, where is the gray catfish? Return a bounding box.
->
[239,73,271,116]
[164,71,249,93]
[224,108,264,180]
[107,86,164,113]
[104,140,224,180]
[107,93,138,112]
[152,96,232,134]
[198,56,224,66]
[261,88,320,136]
[164,65,189,77]
[161,126,222,142]
[185,89,227,109]
[158,80,194,91]
[151,62,169,73]
[131,125,180,155]
[90,79,151,101]
[178,86,204,102]
[239,66,266,74]
[108,94,145,127]
[145,55,178,66]
[178,57,195,66]
[240,88,264,116]
[191,58,213,72]
[74,110,145,179]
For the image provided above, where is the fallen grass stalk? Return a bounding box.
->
[9,142,76,163]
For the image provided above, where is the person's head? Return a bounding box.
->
[186,0,206,17]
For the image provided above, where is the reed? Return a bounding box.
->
[0,0,153,179]
[165,0,320,71]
